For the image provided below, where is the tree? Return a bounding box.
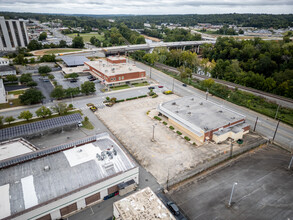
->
[5,116,15,124]
[136,35,146,44]
[19,88,44,105]
[0,116,4,128]
[19,73,32,84]
[64,73,79,79]
[81,81,96,95]
[38,66,52,74]
[27,81,38,87]
[40,54,56,62]
[48,74,55,80]
[50,86,65,99]
[51,103,68,115]
[13,54,27,65]
[72,36,84,48]
[64,87,80,98]
[27,39,42,51]
[38,32,47,41]
[59,40,67,48]
[35,106,52,118]
[177,66,192,79]
[6,75,18,82]
[18,110,33,121]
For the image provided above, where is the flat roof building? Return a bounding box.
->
[0,65,16,76]
[158,96,250,143]
[106,56,126,64]
[0,133,139,220]
[61,55,89,67]
[113,187,175,220]
[85,58,146,86]
[0,16,29,51]
[0,78,7,104]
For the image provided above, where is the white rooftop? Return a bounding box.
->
[107,56,126,61]
[85,59,145,77]
[114,187,175,220]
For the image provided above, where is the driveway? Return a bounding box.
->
[32,75,54,104]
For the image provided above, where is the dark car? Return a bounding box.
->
[148,86,155,90]
[70,79,78,83]
[158,85,164,88]
[167,201,180,216]
[89,78,96,81]
[182,83,187,87]
[87,75,93,79]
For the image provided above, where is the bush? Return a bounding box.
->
[126,97,138,101]
[152,94,158,98]
[163,121,167,125]
[154,116,162,121]
[84,116,89,122]
[138,95,147,98]
[176,131,182,135]
[116,99,125,103]
[169,126,174,130]
[184,136,191,141]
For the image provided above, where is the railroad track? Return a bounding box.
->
[154,62,293,105]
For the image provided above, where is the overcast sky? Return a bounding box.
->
[1,0,293,15]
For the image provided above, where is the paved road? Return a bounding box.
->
[131,60,293,151]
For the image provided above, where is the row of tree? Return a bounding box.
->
[0,103,73,127]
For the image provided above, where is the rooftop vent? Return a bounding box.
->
[172,102,176,105]
[188,112,191,115]
[231,117,235,119]
[200,102,203,105]
[191,98,194,101]
[218,110,223,113]
[186,105,190,108]
[44,166,50,171]
[175,111,179,113]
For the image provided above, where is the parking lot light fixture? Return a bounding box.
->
[228,182,238,207]
[152,123,157,142]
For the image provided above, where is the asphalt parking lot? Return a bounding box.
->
[168,145,293,220]
[53,71,104,92]
[32,75,54,103]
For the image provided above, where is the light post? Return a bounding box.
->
[272,119,280,141]
[152,123,157,142]
[228,182,238,207]
[206,89,209,100]
[288,141,293,170]
[71,93,73,106]
[274,104,280,120]
[230,139,234,158]
[172,78,175,92]
[253,117,258,132]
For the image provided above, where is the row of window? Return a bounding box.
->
[111,76,125,81]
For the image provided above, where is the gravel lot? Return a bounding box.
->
[96,95,256,185]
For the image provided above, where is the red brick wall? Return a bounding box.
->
[106,58,126,64]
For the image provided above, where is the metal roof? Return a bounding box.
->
[61,55,89,67]
[0,65,16,72]
[0,113,82,142]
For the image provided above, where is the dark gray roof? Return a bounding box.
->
[0,65,16,72]
[61,55,89,67]
[0,113,82,141]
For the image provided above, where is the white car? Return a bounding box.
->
[77,121,83,127]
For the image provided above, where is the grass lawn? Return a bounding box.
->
[8,90,26,95]
[44,48,82,54]
[82,120,94,129]
[110,85,130,91]
[0,99,22,109]
[67,32,105,43]
[133,82,150,87]
[2,110,82,129]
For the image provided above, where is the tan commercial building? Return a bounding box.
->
[113,187,175,220]
[0,133,139,220]
[84,57,146,86]
[158,96,250,143]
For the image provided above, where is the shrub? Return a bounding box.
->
[138,95,147,98]
[146,110,150,115]
[154,116,162,121]
[152,94,158,98]
[126,97,138,101]
[106,97,110,101]
[163,121,167,125]
[176,131,182,135]
[169,126,174,130]
[184,136,191,141]
[116,99,125,103]
[84,116,89,122]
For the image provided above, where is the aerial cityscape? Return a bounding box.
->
[0,1,292,220]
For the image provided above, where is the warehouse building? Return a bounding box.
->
[61,55,89,67]
[84,58,146,86]
[0,16,29,51]
[158,96,250,143]
[0,133,139,220]
[113,187,175,220]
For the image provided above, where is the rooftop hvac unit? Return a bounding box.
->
[172,102,176,105]
[200,102,203,105]
[44,166,50,171]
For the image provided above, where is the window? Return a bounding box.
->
[122,76,124,80]
[119,77,121,80]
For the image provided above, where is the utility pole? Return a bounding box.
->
[272,119,280,141]
[228,182,238,207]
[253,117,258,132]
[206,89,209,100]
[274,104,280,120]
[230,139,234,158]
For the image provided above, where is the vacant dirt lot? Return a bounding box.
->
[96,95,261,184]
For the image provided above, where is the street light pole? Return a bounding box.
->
[230,139,234,158]
[275,104,280,120]
[172,78,175,92]
[206,89,209,100]
[288,156,293,170]
[253,117,258,132]
[272,119,280,141]
[152,123,157,141]
[228,182,238,207]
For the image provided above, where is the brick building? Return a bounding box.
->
[84,58,146,86]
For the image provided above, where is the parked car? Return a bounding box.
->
[70,79,78,83]
[89,78,96,81]
[87,75,93,79]
[167,201,180,216]
[182,83,187,87]
[158,85,164,88]
[43,79,49,82]
[77,121,83,127]
[148,86,155,90]
[96,79,101,83]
